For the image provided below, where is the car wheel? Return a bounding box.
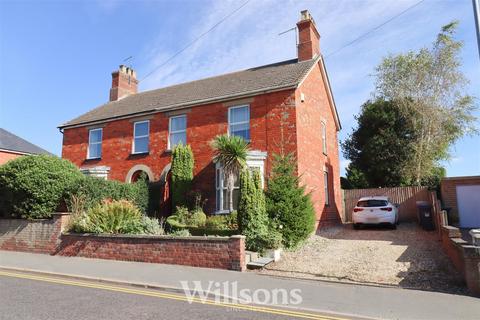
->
[353,224,360,230]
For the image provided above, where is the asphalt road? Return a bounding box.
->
[0,272,344,320]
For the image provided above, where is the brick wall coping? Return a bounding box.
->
[52,212,72,216]
[442,175,480,181]
[441,225,462,238]
[62,232,244,242]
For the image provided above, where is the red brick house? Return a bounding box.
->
[0,128,51,165]
[59,11,342,225]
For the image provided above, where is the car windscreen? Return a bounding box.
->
[356,200,388,207]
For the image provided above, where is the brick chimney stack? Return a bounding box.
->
[296,10,320,61]
[109,65,138,102]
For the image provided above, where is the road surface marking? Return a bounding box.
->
[0,270,351,320]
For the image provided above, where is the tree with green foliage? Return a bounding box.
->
[265,153,315,249]
[238,169,266,247]
[341,165,369,189]
[211,135,249,212]
[373,21,477,185]
[0,155,84,219]
[342,99,419,187]
[171,143,194,208]
[238,169,281,252]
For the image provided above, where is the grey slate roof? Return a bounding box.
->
[60,58,317,128]
[0,128,52,155]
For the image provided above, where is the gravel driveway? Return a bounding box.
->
[257,223,466,294]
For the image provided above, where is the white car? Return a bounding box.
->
[352,196,399,229]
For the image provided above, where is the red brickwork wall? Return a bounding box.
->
[440,225,480,296]
[57,234,246,271]
[62,90,298,213]
[0,213,69,254]
[440,226,466,275]
[296,62,341,225]
[440,176,480,221]
[0,151,22,166]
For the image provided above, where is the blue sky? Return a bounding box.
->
[0,0,479,177]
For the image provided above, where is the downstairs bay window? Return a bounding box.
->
[215,151,267,213]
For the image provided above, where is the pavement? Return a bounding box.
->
[1,250,479,320]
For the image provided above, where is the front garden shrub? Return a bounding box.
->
[171,144,194,208]
[224,210,238,230]
[0,155,84,219]
[66,174,149,214]
[205,215,228,230]
[170,228,191,237]
[189,209,207,227]
[140,215,165,235]
[265,153,315,249]
[238,169,273,252]
[165,206,189,231]
[70,199,144,234]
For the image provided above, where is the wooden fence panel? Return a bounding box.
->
[343,186,430,222]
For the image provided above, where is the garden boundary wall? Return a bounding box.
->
[440,225,480,296]
[0,213,70,254]
[0,214,246,271]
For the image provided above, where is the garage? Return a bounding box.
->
[456,184,480,228]
[441,176,480,228]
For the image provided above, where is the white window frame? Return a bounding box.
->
[321,121,327,155]
[87,128,102,159]
[168,115,187,150]
[324,169,330,206]
[228,105,250,141]
[214,163,238,214]
[215,151,266,213]
[132,120,150,154]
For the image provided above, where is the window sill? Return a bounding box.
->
[130,152,149,156]
[85,157,101,161]
[214,210,232,215]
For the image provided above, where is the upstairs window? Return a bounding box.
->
[88,128,102,159]
[169,115,187,149]
[321,121,327,154]
[133,120,149,154]
[228,105,250,141]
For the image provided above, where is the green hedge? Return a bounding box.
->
[171,144,194,208]
[165,207,238,236]
[0,155,84,219]
[0,154,150,219]
[238,169,281,252]
[266,153,315,249]
[66,175,149,214]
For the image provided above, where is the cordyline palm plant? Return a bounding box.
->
[211,135,249,212]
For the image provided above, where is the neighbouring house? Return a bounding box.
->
[441,176,480,228]
[0,128,51,165]
[59,10,342,225]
